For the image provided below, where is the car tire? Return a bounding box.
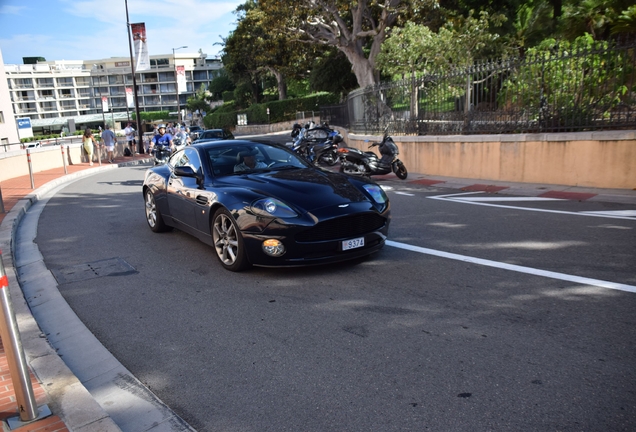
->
[144,189,171,233]
[212,207,251,272]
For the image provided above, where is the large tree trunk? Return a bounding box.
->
[340,45,377,89]
[268,67,288,100]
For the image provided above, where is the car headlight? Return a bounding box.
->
[251,198,298,218]
[363,184,388,204]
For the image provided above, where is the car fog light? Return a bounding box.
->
[262,239,285,257]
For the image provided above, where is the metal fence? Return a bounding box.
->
[321,37,636,135]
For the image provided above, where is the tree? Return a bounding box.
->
[259,0,438,89]
[222,1,316,102]
[186,84,211,114]
[309,49,359,96]
[376,10,507,78]
[208,69,235,101]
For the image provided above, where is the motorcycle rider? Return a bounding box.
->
[150,124,174,157]
[173,126,191,147]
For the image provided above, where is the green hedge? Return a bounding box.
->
[204,93,340,129]
[131,111,177,122]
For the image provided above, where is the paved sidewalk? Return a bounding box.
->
[0,153,150,432]
[0,150,634,431]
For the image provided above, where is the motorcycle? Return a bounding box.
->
[173,135,187,151]
[338,127,408,179]
[152,143,171,165]
[291,122,340,166]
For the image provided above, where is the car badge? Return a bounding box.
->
[338,204,349,208]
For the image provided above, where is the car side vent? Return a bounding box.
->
[196,195,209,206]
[295,213,386,242]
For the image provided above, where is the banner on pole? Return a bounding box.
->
[102,96,109,112]
[131,23,150,71]
[176,65,186,94]
[126,87,134,108]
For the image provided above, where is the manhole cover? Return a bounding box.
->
[52,257,137,284]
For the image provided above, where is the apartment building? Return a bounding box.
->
[0,49,20,147]
[4,51,222,134]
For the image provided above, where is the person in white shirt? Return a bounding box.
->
[124,122,136,154]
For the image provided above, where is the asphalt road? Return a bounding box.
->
[35,135,636,431]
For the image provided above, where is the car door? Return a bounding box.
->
[166,148,202,230]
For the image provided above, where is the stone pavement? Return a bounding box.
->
[0,149,634,431]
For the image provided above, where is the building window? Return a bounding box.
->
[150,58,169,67]
[0,111,4,123]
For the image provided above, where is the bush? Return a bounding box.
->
[204,93,340,129]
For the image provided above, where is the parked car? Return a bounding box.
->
[192,128,234,144]
[188,125,204,141]
[142,140,390,272]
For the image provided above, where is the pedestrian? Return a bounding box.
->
[101,124,116,163]
[124,122,136,155]
[82,127,97,166]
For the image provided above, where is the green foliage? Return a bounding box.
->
[612,5,636,34]
[309,49,358,97]
[208,69,235,100]
[222,91,234,102]
[131,111,173,121]
[204,93,340,129]
[186,84,211,113]
[500,34,632,126]
[377,11,508,79]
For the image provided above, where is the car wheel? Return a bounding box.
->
[144,189,171,232]
[212,208,251,272]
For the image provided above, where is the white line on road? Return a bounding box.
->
[580,210,636,217]
[428,192,636,220]
[386,240,636,294]
[450,196,564,202]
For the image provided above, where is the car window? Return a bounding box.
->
[171,147,201,173]
[206,143,308,176]
[202,130,223,139]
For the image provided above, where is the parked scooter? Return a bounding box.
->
[338,127,408,179]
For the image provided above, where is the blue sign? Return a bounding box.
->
[17,117,32,129]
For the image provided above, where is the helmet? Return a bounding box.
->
[332,133,343,144]
[158,124,166,129]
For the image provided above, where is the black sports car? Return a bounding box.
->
[142,140,390,271]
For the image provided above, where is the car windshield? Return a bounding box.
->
[201,130,223,139]
[207,143,309,177]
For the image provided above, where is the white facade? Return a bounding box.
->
[0,49,20,147]
[4,52,222,133]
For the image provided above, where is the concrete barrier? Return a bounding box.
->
[344,130,636,190]
[0,141,133,183]
[2,127,634,190]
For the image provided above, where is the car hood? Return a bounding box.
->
[221,168,372,212]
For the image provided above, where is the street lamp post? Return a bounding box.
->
[172,46,187,124]
[125,0,144,154]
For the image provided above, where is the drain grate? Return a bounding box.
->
[52,257,137,284]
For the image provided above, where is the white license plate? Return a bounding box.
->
[342,237,365,251]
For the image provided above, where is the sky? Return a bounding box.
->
[0,0,244,65]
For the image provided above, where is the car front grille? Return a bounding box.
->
[295,213,387,242]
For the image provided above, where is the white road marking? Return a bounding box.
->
[451,196,564,202]
[395,191,415,196]
[386,240,636,294]
[580,210,636,217]
[428,192,636,220]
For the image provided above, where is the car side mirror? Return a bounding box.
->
[174,166,203,184]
